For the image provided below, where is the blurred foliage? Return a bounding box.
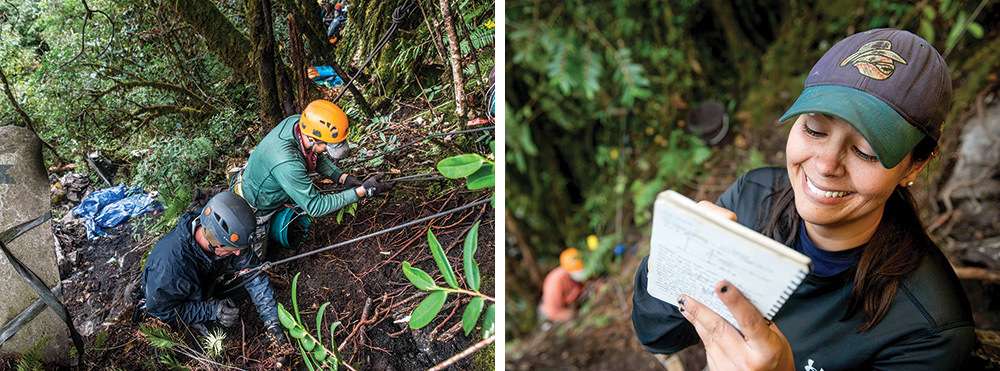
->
[507,0,999,340]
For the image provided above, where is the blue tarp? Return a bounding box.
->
[308,66,344,89]
[72,185,162,239]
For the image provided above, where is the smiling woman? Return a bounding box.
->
[632,28,976,371]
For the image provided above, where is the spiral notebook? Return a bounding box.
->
[646,190,811,331]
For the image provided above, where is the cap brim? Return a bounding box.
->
[778,85,925,168]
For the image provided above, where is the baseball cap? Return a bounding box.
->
[778,28,952,168]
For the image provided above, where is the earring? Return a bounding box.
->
[906,181,914,187]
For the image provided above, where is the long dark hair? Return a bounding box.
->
[761,137,939,332]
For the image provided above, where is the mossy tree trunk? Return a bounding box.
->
[164,0,253,82]
[247,0,283,123]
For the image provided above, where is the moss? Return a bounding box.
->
[471,342,495,371]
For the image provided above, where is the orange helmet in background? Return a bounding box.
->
[300,100,349,144]
[560,248,584,273]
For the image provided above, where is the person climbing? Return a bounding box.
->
[141,192,287,347]
[322,0,349,45]
[230,99,394,257]
[539,248,587,322]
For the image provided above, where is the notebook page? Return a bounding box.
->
[646,190,810,331]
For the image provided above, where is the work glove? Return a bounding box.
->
[215,299,240,328]
[340,174,363,188]
[361,175,395,197]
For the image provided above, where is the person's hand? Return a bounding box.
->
[215,299,240,328]
[696,200,738,222]
[339,174,363,187]
[678,281,795,371]
[359,175,395,197]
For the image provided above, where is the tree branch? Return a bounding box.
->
[438,0,467,122]
[428,336,495,371]
[0,66,66,162]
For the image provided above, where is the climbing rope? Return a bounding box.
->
[332,0,417,103]
[219,196,490,295]
[339,125,494,170]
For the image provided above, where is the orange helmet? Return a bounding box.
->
[300,100,349,144]
[560,248,584,273]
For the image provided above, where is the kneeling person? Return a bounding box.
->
[142,192,285,344]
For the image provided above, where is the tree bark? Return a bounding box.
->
[247,0,282,123]
[164,0,253,82]
[282,0,376,119]
[438,0,467,122]
[288,14,309,111]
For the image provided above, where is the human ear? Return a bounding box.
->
[900,158,929,188]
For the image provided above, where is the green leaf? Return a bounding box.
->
[921,5,936,20]
[409,291,448,329]
[329,321,341,352]
[292,272,302,324]
[968,22,984,39]
[427,229,459,288]
[298,341,316,371]
[919,19,935,44]
[463,221,481,291]
[945,12,967,51]
[139,325,176,349]
[290,325,307,339]
[313,346,327,362]
[436,154,485,178]
[402,261,437,290]
[481,304,495,339]
[316,302,330,339]
[462,297,485,336]
[278,304,296,329]
[466,163,495,190]
[302,336,316,351]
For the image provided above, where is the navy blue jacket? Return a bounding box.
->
[632,167,976,370]
[142,212,279,327]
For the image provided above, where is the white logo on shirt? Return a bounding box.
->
[805,359,825,371]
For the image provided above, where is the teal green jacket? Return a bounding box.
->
[240,115,359,217]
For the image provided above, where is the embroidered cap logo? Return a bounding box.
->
[839,40,907,80]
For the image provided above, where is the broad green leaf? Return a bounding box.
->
[409,291,448,329]
[302,336,316,351]
[462,297,485,336]
[278,304,296,329]
[463,221,481,291]
[466,163,495,190]
[316,302,330,339]
[481,304,495,339]
[292,272,302,324]
[329,356,339,371]
[313,346,327,362]
[290,325,307,339]
[427,229,458,288]
[298,342,316,371]
[436,154,485,178]
[402,261,437,290]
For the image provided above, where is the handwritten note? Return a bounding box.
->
[646,190,810,331]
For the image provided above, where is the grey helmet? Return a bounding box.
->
[199,191,256,249]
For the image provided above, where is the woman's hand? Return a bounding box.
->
[678,280,795,371]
